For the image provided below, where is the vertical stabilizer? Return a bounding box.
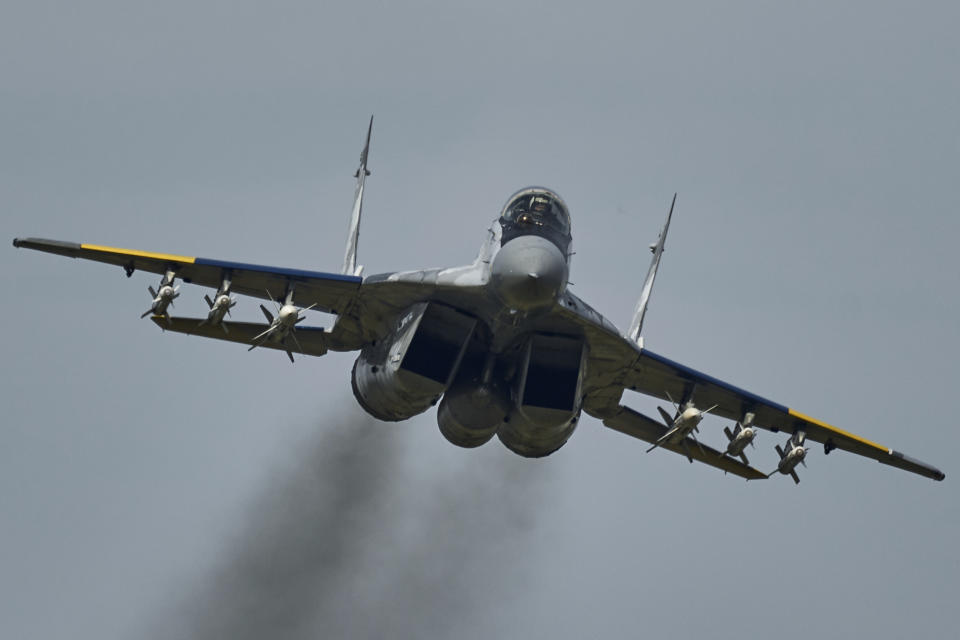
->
[627,194,676,346]
[342,116,373,276]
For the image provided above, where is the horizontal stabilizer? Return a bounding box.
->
[150,316,329,357]
[603,406,767,480]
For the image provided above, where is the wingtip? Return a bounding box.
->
[887,449,946,481]
[13,237,22,248]
[924,461,946,481]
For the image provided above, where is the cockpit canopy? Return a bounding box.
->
[499,187,572,252]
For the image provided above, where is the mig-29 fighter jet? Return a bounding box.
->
[13,117,945,484]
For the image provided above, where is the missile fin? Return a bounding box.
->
[657,405,674,427]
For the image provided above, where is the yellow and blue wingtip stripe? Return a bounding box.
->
[15,237,364,285]
[788,409,945,481]
[80,244,196,265]
[787,408,888,452]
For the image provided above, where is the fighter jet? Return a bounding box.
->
[12,117,945,483]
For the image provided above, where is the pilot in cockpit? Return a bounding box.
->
[499,188,572,252]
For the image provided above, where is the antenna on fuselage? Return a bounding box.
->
[342,115,373,277]
[627,193,676,348]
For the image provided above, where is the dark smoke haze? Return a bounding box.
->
[150,409,553,640]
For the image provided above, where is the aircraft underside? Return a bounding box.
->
[350,300,585,458]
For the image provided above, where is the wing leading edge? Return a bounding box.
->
[623,348,945,481]
[13,238,362,315]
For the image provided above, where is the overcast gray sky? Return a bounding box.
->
[2,1,958,638]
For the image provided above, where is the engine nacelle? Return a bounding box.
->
[352,302,476,422]
[497,333,587,457]
[437,380,509,448]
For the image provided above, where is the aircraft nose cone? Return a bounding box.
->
[491,235,568,310]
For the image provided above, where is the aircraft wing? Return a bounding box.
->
[622,348,945,481]
[603,405,768,480]
[150,317,329,357]
[13,238,361,315]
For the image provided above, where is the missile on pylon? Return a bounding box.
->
[248,289,318,362]
[141,270,179,323]
[199,278,237,333]
[722,412,757,465]
[768,431,809,484]
[647,396,719,461]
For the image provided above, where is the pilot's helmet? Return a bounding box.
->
[529,195,551,214]
[515,195,554,227]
